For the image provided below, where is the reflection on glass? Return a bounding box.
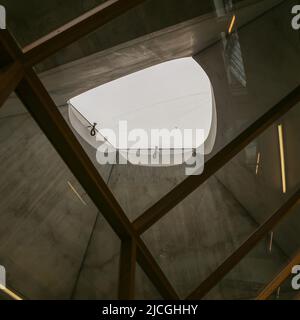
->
[222,31,247,89]
[0,97,118,299]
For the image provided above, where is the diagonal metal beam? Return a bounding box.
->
[256,250,300,300]
[0,62,23,108]
[15,68,179,300]
[133,86,300,235]
[0,30,24,66]
[1,26,178,301]
[186,187,300,300]
[118,238,136,299]
[0,31,24,108]
[17,70,131,239]
[22,0,146,67]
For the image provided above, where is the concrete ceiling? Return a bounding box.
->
[2,0,245,70]
[0,0,299,300]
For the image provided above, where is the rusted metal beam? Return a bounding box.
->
[118,238,136,299]
[15,68,179,300]
[22,0,146,67]
[133,86,300,235]
[186,188,300,300]
[256,250,300,300]
[0,62,23,108]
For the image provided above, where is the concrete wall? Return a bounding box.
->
[202,0,300,256]
[2,0,214,70]
[0,0,298,299]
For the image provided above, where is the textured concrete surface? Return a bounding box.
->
[1,0,282,117]
[0,107,99,299]
[0,0,299,300]
[2,0,218,70]
[210,0,300,255]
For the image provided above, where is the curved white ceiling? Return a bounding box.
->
[68,57,216,161]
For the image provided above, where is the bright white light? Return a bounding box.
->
[278,124,287,194]
[0,265,5,287]
[69,57,217,166]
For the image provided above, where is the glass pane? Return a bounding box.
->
[204,202,300,300]
[0,97,119,299]
[2,0,299,300]
[141,101,300,298]
[34,0,298,221]
[203,0,300,158]
[72,214,121,300]
[141,170,262,298]
[3,0,234,69]
[3,0,107,46]
[6,0,266,54]
[267,277,298,300]
[135,264,162,300]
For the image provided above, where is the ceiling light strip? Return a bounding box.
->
[67,181,87,206]
[0,284,23,300]
[278,124,287,194]
[269,231,274,253]
[256,152,261,175]
[228,15,236,34]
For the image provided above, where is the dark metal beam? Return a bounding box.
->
[22,0,146,67]
[186,187,300,300]
[0,62,23,108]
[118,238,136,299]
[0,31,24,109]
[15,68,179,300]
[16,69,131,239]
[256,250,300,300]
[0,30,23,66]
[2,0,299,300]
[136,239,179,300]
[133,86,300,234]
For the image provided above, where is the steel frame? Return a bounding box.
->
[0,0,300,300]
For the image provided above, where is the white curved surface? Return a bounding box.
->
[68,57,217,166]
